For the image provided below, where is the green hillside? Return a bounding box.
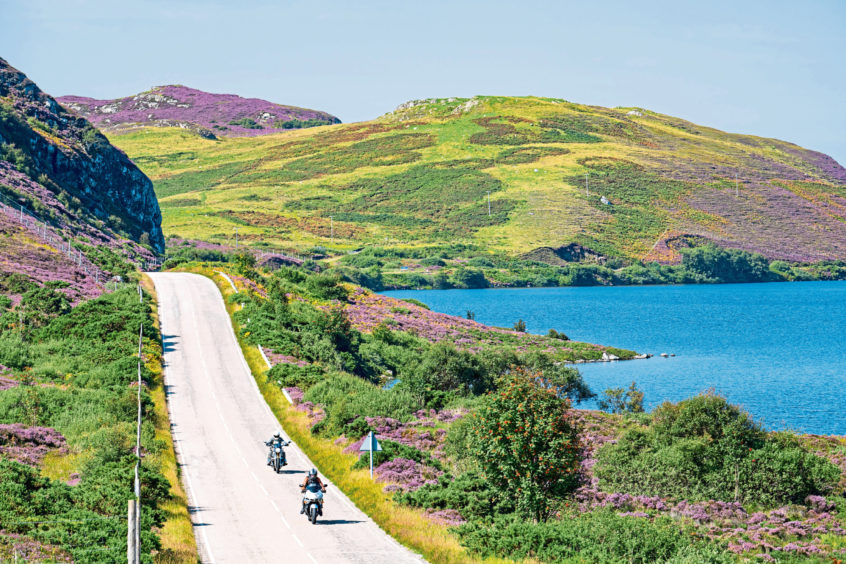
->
[108,96,846,269]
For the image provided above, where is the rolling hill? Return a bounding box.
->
[101,95,846,268]
[58,85,341,139]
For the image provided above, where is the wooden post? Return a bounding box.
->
[128,499,138,564]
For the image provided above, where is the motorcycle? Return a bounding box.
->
[302,482,326,524]
[266,441,290,473]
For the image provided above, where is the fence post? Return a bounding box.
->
[127,499,138,564]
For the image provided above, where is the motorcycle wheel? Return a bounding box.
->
[309,504,318,524]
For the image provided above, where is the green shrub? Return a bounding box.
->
[0,288,167,561]
[455,510,731,563]
[450,268,489,289]
[399,342,490,409]
[397,472,514,520]
[228,118,264,129]
[267,362,325,390]
[595,393,840,505]
[0,333,29,369]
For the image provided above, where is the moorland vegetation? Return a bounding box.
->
[0,279,190,563]
[197,257,846,562]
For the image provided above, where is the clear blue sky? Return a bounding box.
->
[3,0,845,165]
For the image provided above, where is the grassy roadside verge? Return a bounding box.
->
[141,274,199,563]
[190,265,514,564]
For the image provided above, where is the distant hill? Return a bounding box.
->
[58,85,341,139]
[107,95,846,265]
[0,57,161,302]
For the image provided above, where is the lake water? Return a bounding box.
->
[385,281,846,436]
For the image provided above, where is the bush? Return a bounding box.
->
[680,245,774,283]
[0,288,167,561]
[267,362,325,390]
[397,472,514,520]
[305,272,348,301]
[450,268,489,289]
[595,393,839,505]
[399,342,490,409]
[455,510,731,563]
[304,372,419,436]
[0,333,30,370]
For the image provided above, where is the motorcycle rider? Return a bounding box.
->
[264,430,289,466]
[299,468,327,514]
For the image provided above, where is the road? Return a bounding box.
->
[149,272,424,564]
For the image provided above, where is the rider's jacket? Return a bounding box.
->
[265,436,285,447]
[300,475,326,492]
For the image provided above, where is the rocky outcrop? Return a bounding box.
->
[522,243,607,266]
[0,57,163,252]
[58,85,341,138]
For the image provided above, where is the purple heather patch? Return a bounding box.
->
[374,457,443,492]
[1,162,155,302]
[344,288,610,360]
[58,85,340,138]
[0,423,68,466]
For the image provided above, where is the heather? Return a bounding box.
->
[0,288,171,562]
[59,85,340,138]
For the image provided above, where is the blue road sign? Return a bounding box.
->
[359,431,382,452]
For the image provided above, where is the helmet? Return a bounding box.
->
[308,468,317,477]
[274,431,281,438]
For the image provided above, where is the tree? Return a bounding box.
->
[598,381,644,414]
[513,319,527,332]
[468,369,581,522]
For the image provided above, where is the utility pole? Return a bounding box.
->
[486,191,491,217]
[130,322,143,564]
[585,173,589,197]
[127,499,138,564]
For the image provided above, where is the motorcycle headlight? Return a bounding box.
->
[275,447,281,453]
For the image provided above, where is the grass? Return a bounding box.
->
[39,450,86,482]
[191,265,516,564]
[141,274,199,564]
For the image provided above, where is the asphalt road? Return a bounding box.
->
[149,272,424,564]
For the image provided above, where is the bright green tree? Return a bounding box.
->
[468,369,581,522]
